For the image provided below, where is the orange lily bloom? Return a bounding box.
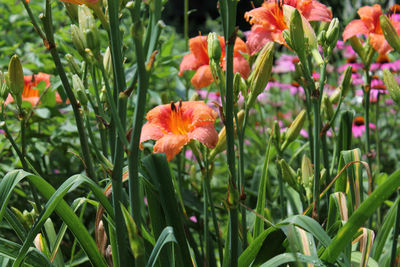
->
[179,35,250,89]
[140,101,219,161]
[343,4,400,55]
[245,0,332,55]
[5,73,65,106]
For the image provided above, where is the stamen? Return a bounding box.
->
[171,101,177,112]
[178,99,182,110]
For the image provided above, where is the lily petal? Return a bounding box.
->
[188,125,219,149]
[342,19,370,41]
[191,65,214,89]
[154,134,190,161]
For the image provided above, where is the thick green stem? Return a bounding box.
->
[390,191,400,267]
[184,0,189,50]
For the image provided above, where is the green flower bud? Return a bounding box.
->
[380,15,400,53]
[78,5,95,33]
[279,158,299,191]
[72,74,88,107]
[233,73,247,103]
[85,28,100,56]
[318,30,326,45]
[383,69,400,106]
[290,9,305,55]
[329,87,341,104]
[64,3,79,22]
[65,54,82,76]
[247,42,274,108]
[0,71,9,101]
[281,109,306,151]
[322,95,334,121]
[273,120,281,147]
[207,32,221,62]
[282,29,293,50]
[8,55,24,106]
[71,25,87,57]
[340,65,353,96]
[301,154,313,200]
[103,47,113,77]
[349,36,365,61]
[325,18,339,49]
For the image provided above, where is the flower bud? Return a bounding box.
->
[103,47,113,77]
[290,9,305,55]
[322,95,334,121]
[72,74,88,107]
[380,15,400,53]
[207,32,221,62]
[65,54,82,76]
[233,73,247,103]
[78,5,95,33]
[64,3,79,22]
[85,28,100,56]
[383,69,400,106]
[0,71,9,101]
[279,158,299,191]
[349,36,365,61]
[340,65,353,96]
[329,87,341,104]
[71,25,87,57]
[301,154,313,200]
[282,29,293,50]
[325,18,339,49]
[8,55,24,106]
[247,42,274,108]
[273,120,281,147]
[281,109,306,151]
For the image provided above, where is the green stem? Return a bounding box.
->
[390,191,400,267]
[36,2,96,180]
[184,0,189,50]
[375,93,381,173]
[203,175,209,265]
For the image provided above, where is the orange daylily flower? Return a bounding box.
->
[5,73,65,106]
[179,35,250,89]
[245,0,332,55]
[140,101,219,161]
[343,4,400,55]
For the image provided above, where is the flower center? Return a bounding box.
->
[354,116,365,126]
[169,101,191,135]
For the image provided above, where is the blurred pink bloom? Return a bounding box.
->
[352,116,376,138]
[272,54,298,73]
[189,216,197,223]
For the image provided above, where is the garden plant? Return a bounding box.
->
[1,0,400,266]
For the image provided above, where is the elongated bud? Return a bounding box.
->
[329,87,341,104]
[72,74,88,107]
[322,95,334,121]
[383,69,400,106]
[325,18,339,50]
[209,110,244,161]
[340,65,353,96]
[64,3,79,22]
[207,32,221,62]
[8,55,24,106]
[349,36,365,61]
[279,159,299,191]
[301,154,313,200]
[0,71,9,101]
[65,54,82,76]
[233,73,246,103]
[71,25,87,57]
[290,9,305,55]
[247,42,274,108]
[380,15,400,53]
[281,109,306,151]
[85,28,100,56]
[78,5,95,33]
[273,120,281,147]
[103,47,113,77]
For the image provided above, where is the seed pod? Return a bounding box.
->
[207,32,221,62]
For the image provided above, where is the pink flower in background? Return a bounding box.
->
[352,116,376,138]
[272,54,298,73]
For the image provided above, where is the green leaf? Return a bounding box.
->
[146,226,177,267]
[321,169,400,263]
[0,170,107,267]
[351,251,379,267]
[253,132,273,239]
[259,252,325,267]
[120,204,145,259]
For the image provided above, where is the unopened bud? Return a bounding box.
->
[247,42,274,108]
[71,25,87,57]
[301,154,313,200]
[329,87,341,104]
[325,18,339,49]
[103,47,113,77]
[281,109,306,150]
[85,28,100,56]
[64,3,79,22]
[380,15,400,53]
[273,120,281,147]
[279,159,299,191]
[349,36,365,61]
[0,71,9,101]
[383,69,400,106]
[322,95,334,121]
[233,73,246,103]
[72,75,88,106]
[8,55,24,106]
[207,33,221,62]
[290,9,305,55]
[341,65,353,96]
[282,29,293,50]
[65,54,82,76]
[78,5,95,33]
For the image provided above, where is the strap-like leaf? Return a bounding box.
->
[146,226,177,267]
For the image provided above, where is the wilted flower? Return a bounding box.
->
[179,35,250,89]
[244,0,332,55]
[343,4,400,55]
[140,101,219,161]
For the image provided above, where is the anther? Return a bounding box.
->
[171,101,177,112]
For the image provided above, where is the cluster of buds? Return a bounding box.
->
[318,18,340,55]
